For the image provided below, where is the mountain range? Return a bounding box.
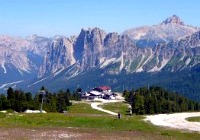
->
[1,15,200,101]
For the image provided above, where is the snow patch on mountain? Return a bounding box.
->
[180,58,192,71]
[1,61,6,74]
[119,52,124,71]
[185,58,191,66]
[134,55,145,72]
[53,68,65,77]
[136,50,153,72]
[0,80,24,90]
[135,67,144,73]
[149,58,171,72]
[28,77,48,87]
[180,52,186,61]
[134,32,147,40]
[71,70,80,78]
[65,64,77,75]
[100,57,116,68]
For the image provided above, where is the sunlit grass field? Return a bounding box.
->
[0,101,199,139]
[187,116,200,122]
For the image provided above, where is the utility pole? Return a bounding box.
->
[39,90,46,113]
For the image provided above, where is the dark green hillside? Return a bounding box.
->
[123,87,200,115]
[23,65,200,102]
[60,67,200,102]
[0,87,82,113]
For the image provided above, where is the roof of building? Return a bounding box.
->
[89,90,102,96]
[98,86,111,91]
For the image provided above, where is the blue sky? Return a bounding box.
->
[0,0,199,37]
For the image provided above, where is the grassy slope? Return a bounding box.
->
[100,101,129,115]
[0,102,199,139]
[68,102,107,115]
[187,117,200,122]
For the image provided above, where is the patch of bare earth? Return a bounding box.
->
[145,112,200,132]
[0,127,168,140]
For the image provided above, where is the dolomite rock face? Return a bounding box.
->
[0,15,200,93]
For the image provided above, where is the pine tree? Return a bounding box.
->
[7,87,14,100]
[133,93,145,115]
[0,94,9,110]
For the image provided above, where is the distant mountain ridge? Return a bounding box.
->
[0,15,200,101]
[123,15,199,48]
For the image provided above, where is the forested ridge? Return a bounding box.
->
[0,86,81,113]
[0,86,199,114]
[61,69,200,102]
[123,86,200,115]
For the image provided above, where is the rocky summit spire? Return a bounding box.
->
[161,15,185,25]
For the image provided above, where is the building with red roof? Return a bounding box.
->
[93,86,111,93]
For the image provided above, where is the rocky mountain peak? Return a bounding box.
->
[123,15,199,48]
[74,28,106,60]
[1,16,200,94]
[161,15,185,25]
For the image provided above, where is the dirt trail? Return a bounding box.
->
[145,112,200,132]
[91,98,124,115]
[90,97,200,133]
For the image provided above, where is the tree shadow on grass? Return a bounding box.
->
[125,110,132,116]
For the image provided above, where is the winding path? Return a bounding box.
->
[145,112,200,132]
[91,102,117,115]
[90,97,200,132]
[90,98,124,115]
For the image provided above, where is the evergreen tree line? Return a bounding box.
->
[0,86,82,113]
[123,86,200,115]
